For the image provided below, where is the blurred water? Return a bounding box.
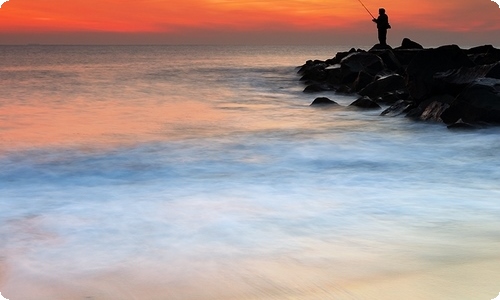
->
[1,45,500,299]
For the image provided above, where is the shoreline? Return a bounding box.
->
[2,256,500,299]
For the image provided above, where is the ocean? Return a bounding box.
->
[0,45,500,300]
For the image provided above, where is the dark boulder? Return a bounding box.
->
[299,61,328,81]
[396,38,424,50]
[325,48,357,65]
[392,49,422,67]
[352,71,374,92]
[486,63,500,79]
[447,121,478,130]
[381,100,416,117]
[466,45,500,65]
[442,78,500,124]
[406,95,455,121]
[324,64,343,86]
[340,52,385,84]
[375,90,410,104]
[358,74,406,98]
[349,96,381,109]
[369,49,403,72]
[420,101,450,122]
[310,97,340,106]
[303,82,336,93]
[369,44,393,51]
[405,45,475,101]
[433,63,497,96]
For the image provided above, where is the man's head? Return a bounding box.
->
[379,8,385,14]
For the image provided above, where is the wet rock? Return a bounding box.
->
[324,64,343,85]
[466,45,500,65]
[325,48,357,65]
[486,63,500,79]
[444,78,500,124]
[310,97,339,106]
[405,45,475,101]
[375,90,409,104]
[406,95,455,121]
[349,96,381,109]
[381,100,416,117]
[369,44,393,51]
[340,52,385,84]
[303,82,336,93]
[396,38,424,50]
[447,120,478,130]
[369,49,402,72]
[433,64,498,96]
[358,74,406,98]
[352,71,374,92]
[299,61,328,81]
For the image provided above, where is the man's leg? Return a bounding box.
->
[378,29,387,45]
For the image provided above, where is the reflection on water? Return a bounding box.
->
[1,45,500,299]
[0,99,226,149]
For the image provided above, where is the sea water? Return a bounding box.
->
[0,45,500,299]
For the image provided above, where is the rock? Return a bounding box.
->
[406,95,455,121]
[381,100,416,117]
[442,78,500,124]
[419,101,450,122]
[325,48,357,65]
[303,82,336,93]
[369,44,393,51]
[298,43,500,128]
[324,64,343,85]
[447,120,478,130]
[433,64,498,96]
[405,45,475,101]
[375,90,410,104]
[486,63,500,79]
[369,49,402,72]
[349,96,381,109]
[396,38,424,50]
[392,49,422,67]
[466,45,500,65]
[340,52,385,84]
[310,97,339,106]
[358,74,406,98]
[351,71,374,92]
[299,61,328,81]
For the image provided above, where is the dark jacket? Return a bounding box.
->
[374,14,391,30]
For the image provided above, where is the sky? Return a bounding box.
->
[0,0,498,46]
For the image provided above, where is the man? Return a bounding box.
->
[372,8,391,46]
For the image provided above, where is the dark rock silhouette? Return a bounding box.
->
[358,74,406,98]
[299,38,500,128]
[405,45,475,101]
[443,78,500,124]
[349,96,381,109]
[310,97,339,106]
[396,38,424,50]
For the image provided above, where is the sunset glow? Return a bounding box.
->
[0,0,499,45]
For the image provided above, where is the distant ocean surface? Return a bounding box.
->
[1,45,500,299]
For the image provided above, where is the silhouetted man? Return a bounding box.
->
[372,8,391,46]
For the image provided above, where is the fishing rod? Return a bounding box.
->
[357,0,375,19]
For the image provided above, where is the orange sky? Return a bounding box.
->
[0,0,499,46]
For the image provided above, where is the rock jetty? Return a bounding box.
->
[299,38,500,129]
